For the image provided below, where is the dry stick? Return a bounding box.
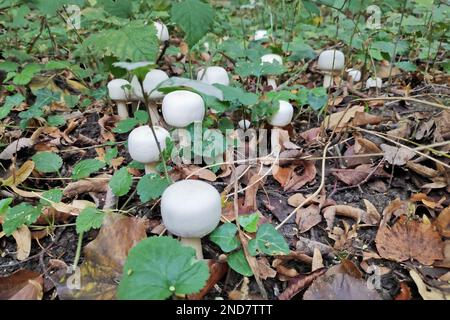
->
[352,96,450,111]
[351,126,450,170]
[276,142,331,230]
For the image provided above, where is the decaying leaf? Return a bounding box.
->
[406,161,439,178]
[331,163,389,185]
[180,165,217,181]
[322,105,365,131]
[1,160,35,187]
[296,237,334,257]
[312,248,324,271]
[410,269,450,300]
[255,257,277,280]
[323,205,364,230]
[278,268,327,300]
[376,216,444,265]
[394,282,412,300]
[63,175,110,198]
[362,199,381,225]
[0,270,43,300]
[352,112,382,127]
[279,160,317,192]
[381,144,416,166]
[296,204,322,233]
[0,138,34,160]
[12,225,31,261]
[436,207,450,238]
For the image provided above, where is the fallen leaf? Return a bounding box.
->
[12,225,31,261]
[362,199,381,225]
[376,216,444,265]
[255,257,277,280]
[381,144,416,166]
[1,160,35,187]
[410,269,450,300]
[98,115,120,142]
[331,163,389,185]
[0,270,43,300]
[187,260,228,300]
[278,268,327,300]
[63,175,110,198]
[322,105,365,131]
[394,282,412,300]
[312,248,324,271]
[323,205,363,230]
[328,221,358,250]
[296,204,322,233]
[296,237,334,257]
[180,165,217,182]
[0,138,34,160]
[299,127,321,144]
[284,160,317,191]
[436,207,450,238]
[352,112,382,126]
[406,161,439,178]
[421,182,447,189]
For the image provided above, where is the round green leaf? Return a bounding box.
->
[32,152,63,173]
[209,223,240,253]
[118,236,209,300]
[255,223,290,255]
[227,249,253,276]
[71,159,105,180]
[109,167,132,197]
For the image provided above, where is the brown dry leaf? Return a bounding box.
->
[63,174,110,198]
[381,144,416,166]
[303,264,381,300]
[360,260,391,276]
[322,105,365,131]
[362,199,381,225]
[376,216,444,265]
[255,257,277,280]
[98,114,120,142]
[1,160,35,187]
[352,112,382,127]
[436,207,450,238]
[187,260,228,300]
[273,165,292,186]
[296,237,334,257]
[328,221,358,250]
[12,226,31,261]
[380,198,410,225]
[331,163,389,185]
[406,161,439,178]
[299,127,321,144]
[284,160,317,191]
[323,205,363,230]
[180,165,217,182]
[354,136,382,154]
[287,193,307,207]
[278,268,327,300]
[433,110,450,142]
[0,270,43,300]
[387,120,411,139]
[244,172,262,211]
[296,204,322,233]
[0,138,34,160]
[410,269,450,300]
[421,181,447,189]
[51,214,149,299]
[394,282,412,300]
[312,248,324,271]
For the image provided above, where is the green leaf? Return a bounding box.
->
[47,115,66,127]
[113,118,139,133]
[0,61,19,73]
[97,0,133,18]
[255,223,290,255]
[235,60,286,78]
[3,203,41,236]
[76,207,105,234]
[118,236,209,300]
[134,110,149,125]
[227,250,253,276]
[33,0,85,15]
[209,223,240,253]
[248,239,258,256]
[137,174,171,202]
[32,152,63,173]
[71,159,105,180]
[109,167,132,197]
[238,213,260,233]
[0,198,13,215]
[40,189,63,206]
[82,21,159,62]
[307,87,328,111]
[396,61,418,72]
[0,94,25,120]
[171,0,214,47]
[104,147,119,165]
[215,84,258,106]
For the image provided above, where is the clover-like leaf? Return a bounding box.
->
[238,213,260,233]
[210,223,240,252]
[255,223,290,255]
[117,236,209,300]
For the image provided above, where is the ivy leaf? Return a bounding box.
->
[0,198,13,215]
[32,152,63,173]
[109,167,132,197]
[209,223,240,253]
[255,223,290,255]
[227,250,253,276]
[71,159,105,180]
[0,94,25,120]
[137,174,171,202]
[118,236,209,300]
[238,213,260,233]
[40,189,63,206]
[76,207,105,234]
[113,118,139,133]
[82,21,159,62]
[3,203,41,236]
[171,0,214,47]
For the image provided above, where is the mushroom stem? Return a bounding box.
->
[117,102,129,120]
[323,73,333,88]
[147,102,162,126]
[271,128,282,156]
[267,77,278,90]
[180,237,203,259]
[144,163,157,175]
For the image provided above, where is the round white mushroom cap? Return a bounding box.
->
[197,66,230,86]
[366,77,382,89]
[161,180,222,238]
[269,100,294,127]
[162,90,205,127]
[347,68,361,82]
[238,119,251,130]
[254,30,268,41]
[131,69,169,100]
[261,54,283,65]
[154,21,169,42]
[108,79,131,101]
[318,50,345,72]
[127,125,169,163]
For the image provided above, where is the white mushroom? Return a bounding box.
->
[347,68,361,82]
[197,66,230,86]
[261,54,283,90]
[127,125,170,174]
[154,21,169,42]
[162,90,205,127]
[366,77,382,89]
[269,100,294,155]
[108,79,132,120]
[160,179,222,259]
[317,50,345,88]
[254,30,268,41]
[238,119,251,130]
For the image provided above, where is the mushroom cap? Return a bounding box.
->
[161,180,222,238]
[261,54,283,65]
[108,79,131,101]
[162,90,205,127]
[238,119,251,130]
[127,125,169,163]
[197,66,230,86]
[254,29,268,41]
[154,21,169,42]
[269,100,294,127]
[318,50,345,71]
[347,68,361,82]
[131,69,169,100]
[366,77,382,89]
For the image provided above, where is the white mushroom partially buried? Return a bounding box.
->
[197,66,230,86]
[161,180,222,259]
[347,68,361,82]
[108,79,132,119]
[127,125,169,174]
[162,90,205,128]
[154,21,169,42]
[366,77,382,89]
[269,100,294,155]
[317,50,345,88]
